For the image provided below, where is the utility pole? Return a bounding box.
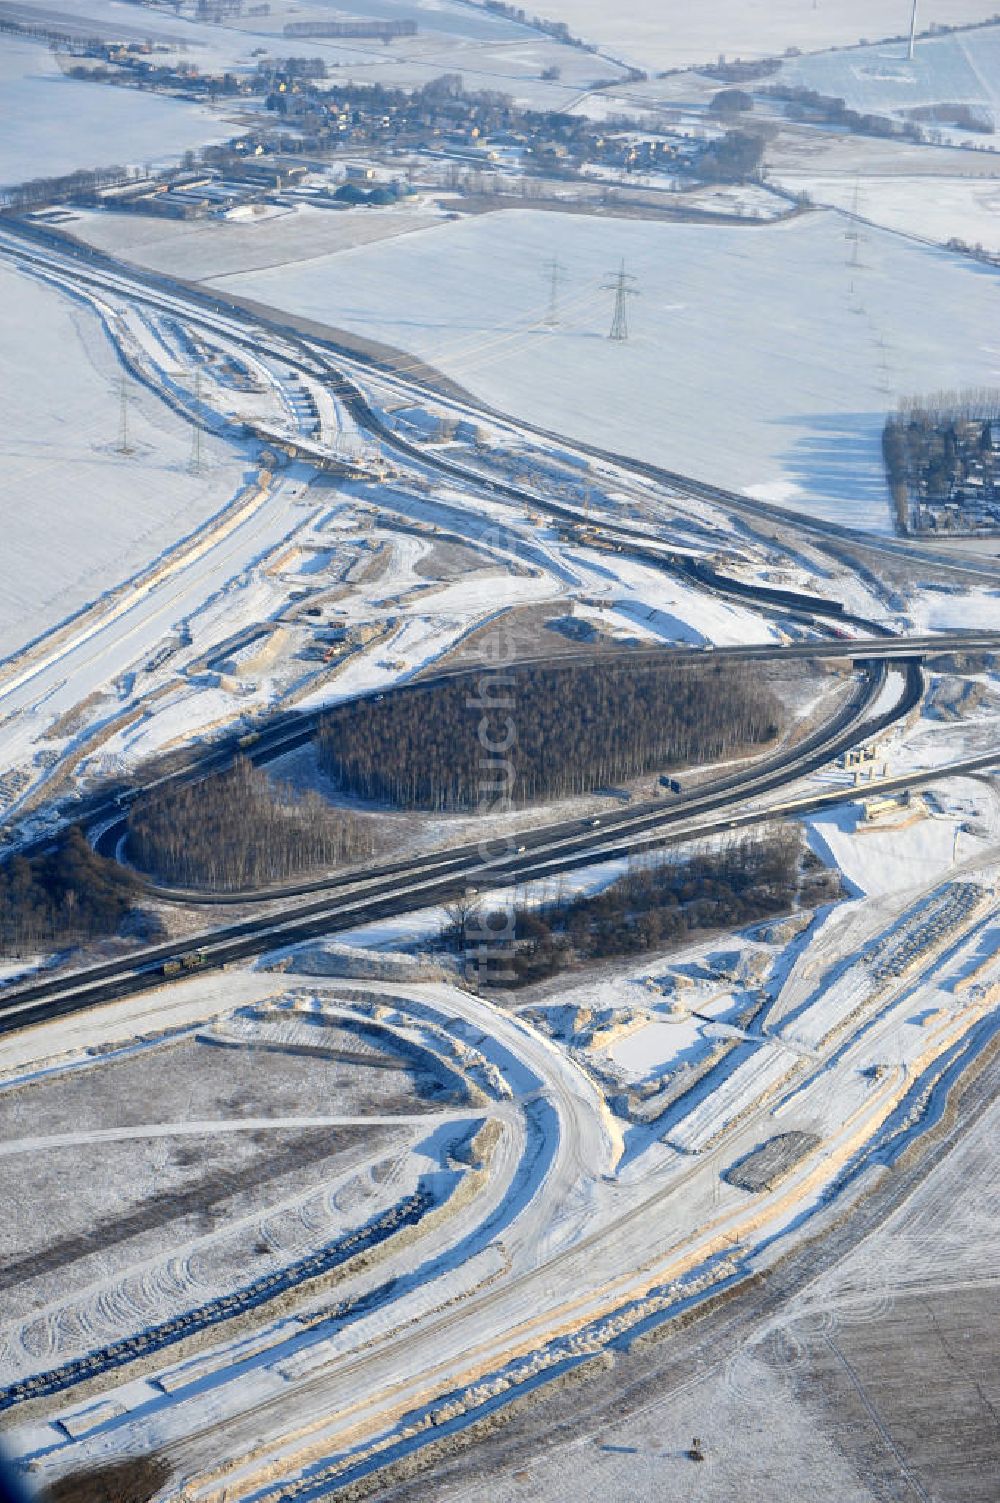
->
[908,0,918,61]
[116,373,134,455]
[603,260,638,342]
[543,256,567,327]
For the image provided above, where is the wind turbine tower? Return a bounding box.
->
[908,0,918,61]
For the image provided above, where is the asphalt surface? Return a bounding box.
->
[0,225,995,1040]
[2,220,1000,1503]
[12,658,994,1040]
[5,217,1000,587]
[84,619,1000,879]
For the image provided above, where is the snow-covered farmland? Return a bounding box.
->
[0,38,237,190]
[216,207,1000,531]
[494,0,1000,74]
[8,0,521,57]
[5,0,614,107]
[66,202,444,282]
[779,23,1000,131]
[0,263,244,662]
[775,172,1000,254]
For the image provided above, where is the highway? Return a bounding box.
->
[4,218,1000,592]
[77,618,1000,874]
[12,661,1000,1043]
[0,225,993,1026]
[4,228,990,887]
[139,660,898,904]
[0,224,996,1040]
[4,221,1000,1503]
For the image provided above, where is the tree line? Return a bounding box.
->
[0,827,140,957]
[764,84,924,143]
[127,757,376,891]
[444,829,827,987]
[883,391,1000,531]
[2,162,134,209]
[317,659,782,811]
[698,129,765,183]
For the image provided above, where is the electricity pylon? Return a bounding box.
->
[116,373,134,455]
[543,256,567,327]
[189,365,204,475]
[171,364,207,474]
[845,178,864,269]
[603,260,638,342]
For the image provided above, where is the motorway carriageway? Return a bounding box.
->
[2,657,899,1016]
[81,623,1000,874]
[10,658,1000,1039]
[140,653,898,904]
[1,742,998,1038]
[5,219,1000,592]
[0,228,996,1031]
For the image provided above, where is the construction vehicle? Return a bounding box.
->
[162,948,209,977]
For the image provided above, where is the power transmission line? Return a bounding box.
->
[116,373,134,455]
[171,364,208,474]
[602,260,639,342]
[845,177,865,269]
[189,365,204,475]
[542,256,567,327]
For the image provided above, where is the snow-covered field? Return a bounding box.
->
[0,988,486,1398]
[216,206,1000,531]
[909,583,1000,630]
[0,263,243,661]
[5,0,562,68]
[0,38,238,189]
[66,202,444,281]
[765,118,1000,251]
[779,23,1000,130]
[808,803,967,896]
[485,0,1000,73]
[776,172,1000,252]
[4,0,614,108]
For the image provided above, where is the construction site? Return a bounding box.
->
[2,1,1000,1500]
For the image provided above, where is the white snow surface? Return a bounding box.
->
[67,203,444,281]
[777,172,1000,255]
[489,0,1000,74]
[779,24,1000,130]
[806,786,995,899]
[0,264,244,661]
[0,38,236,189]
[216,207,1000,532]
[909,584,1000,631]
